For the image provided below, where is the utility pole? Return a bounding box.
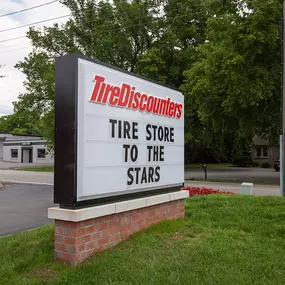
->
[281,0,285,196]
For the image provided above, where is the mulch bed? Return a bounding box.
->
[182,186,235,197]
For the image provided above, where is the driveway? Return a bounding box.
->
[0,183,55,237]
[185,167,280,184]
[0,169,53,185]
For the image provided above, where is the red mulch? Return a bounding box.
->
[182,186,235,197]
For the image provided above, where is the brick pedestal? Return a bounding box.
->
[48,190,188,266]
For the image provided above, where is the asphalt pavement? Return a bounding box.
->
[0,169,53,185]
[185,167,279,184]
[0,167,280,186]
[0,183,55,237]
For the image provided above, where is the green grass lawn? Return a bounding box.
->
[185,163,233,169]
[16,166,54,172]
[1,195,285,284]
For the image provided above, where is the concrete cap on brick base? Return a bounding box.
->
[48,191,189,222]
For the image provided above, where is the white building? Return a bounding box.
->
[0,134,54,164]
[0,133,13,160]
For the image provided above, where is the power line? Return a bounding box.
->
[0,41,29,50]
[0,0,59,18]
[0,1,162,42]
[0,5,191,51]
[0,46,30,54]
[0,0,156,20]
[0,36,26,44]
[0,11,192,54]
[0,14,70,34]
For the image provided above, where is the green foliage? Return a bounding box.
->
[14,0,162,150]
[182,0,282,150]
[261,162,271,168]
[231,137,253,167]
[0,113,40,136]
[252,161,259,167]
[12,0,283,156]
[2,195,285,284]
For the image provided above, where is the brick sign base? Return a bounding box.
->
[48,191,188,266]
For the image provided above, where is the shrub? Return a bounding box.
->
[252,162,259,167]
[261,162,271,168]
[231,139,253,167]
[233,158,254,167]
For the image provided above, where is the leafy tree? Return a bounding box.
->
[15,52,55,145]
[0,112,40,135]
[137,0,208,88]
[14,0,161,150]
[182,0,282,151]
[12,0,283,163]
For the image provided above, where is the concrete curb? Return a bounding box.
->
[0,180,53,186]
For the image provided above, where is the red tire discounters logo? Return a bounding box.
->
[90,75,183,119]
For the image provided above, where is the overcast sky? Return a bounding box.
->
[0,0,70,116]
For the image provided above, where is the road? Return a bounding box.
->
[0,183,55,237]
[185,167,279,184]
[0,167,280,186]
[0,169,53,185]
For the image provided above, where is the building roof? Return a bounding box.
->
[0,133,13,139]
[5,136,42,142]
[253,135,269,146]
[0,134,43,142]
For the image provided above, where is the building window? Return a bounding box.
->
[11,149,18,158]
[37,149,46,159]
[256,147,268,158]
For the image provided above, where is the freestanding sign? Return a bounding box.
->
[54,54,184,208]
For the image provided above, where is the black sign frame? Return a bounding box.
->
[54,54,183,209]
